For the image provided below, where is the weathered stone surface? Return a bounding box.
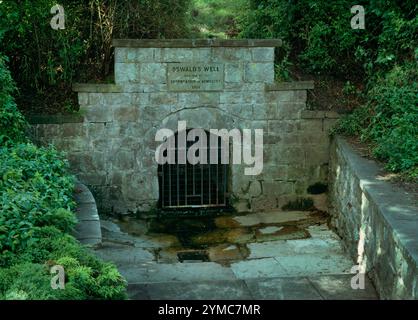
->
[73,182,102,246]
[231,258,288,279]
[245,277,322,300]
[143,262,237,283]
[244,63,274,83]
[208,244,244,262]
[233,211,311,227]
[115,63,140,83]
[309,274,378,300]
[251,48,275,62]
[130,280,253,300]
[36,43,340,216]
[329,137,418,299]
[140,63,166,84]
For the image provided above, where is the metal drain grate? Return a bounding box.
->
[177,250,209,263]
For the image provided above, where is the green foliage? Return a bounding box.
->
[0,141,128,298]
[0,58,127,298]
[239,0,417,77]
[333,62,418,178]
[239,0,418,178]
[0,257,127,300]
[0,0,191,114]
[0,52,27,144]
[0,143,76,259]
[189,0,245,38]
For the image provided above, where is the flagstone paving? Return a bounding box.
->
[93,210,379,300]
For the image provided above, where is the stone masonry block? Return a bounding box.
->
[262,180,295,196]
[139,63,166,84]
[268,120,300,135]
[103,93,132,105]
[276,102,305,120]
[178,92,220,106]
[161,48,193,62]
[61,123,87,138]
[193,48,212,61]
[113,150,135,170]
[301,119,324,133]
[211,47,252,62]
[113,105,140,122]
[126,48,155,62]
[252,103,276,120]
[225,63,243,83]
[81,105,112,123]
[115,63,140,83]
[251,47,275,62]
[149,92,178,105]
[244,63,274,83]
[114,47,127,63]
[220,92,265,104]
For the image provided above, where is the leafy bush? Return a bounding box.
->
[238,0,417,78]
[0,52,27,144]
[0,57,127,299]
[239,0,418,178]
[0,142,128,299]
[0,0,191,114]
[333,62,418,178]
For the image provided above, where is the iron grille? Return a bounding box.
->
[158,130,228,209]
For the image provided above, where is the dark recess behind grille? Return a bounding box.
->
[158,130,229,209]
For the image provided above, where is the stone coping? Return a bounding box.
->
[27,114,84,124]
[265,81,314,91]
[72,83,123,93]
[112,39,282,48]
[72,82,315,94]
[336,137,418,269]
[73,182,102,246]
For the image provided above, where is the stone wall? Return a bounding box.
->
[329,137,418,299]
[30,39,339,215]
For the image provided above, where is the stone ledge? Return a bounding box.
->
[300,110,341,119]
[73,182,102,246]
[27,114,84,124]
[332,137,418,299]
[112,39,282,48]
[73,83,123,93]
[266,81,314,91]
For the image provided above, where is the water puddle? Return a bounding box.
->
[104,209,328,265]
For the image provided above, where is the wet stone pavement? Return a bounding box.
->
[94,210,378,300]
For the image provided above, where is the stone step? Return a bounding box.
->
[127,274,378,300]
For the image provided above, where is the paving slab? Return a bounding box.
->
[131,280,253,300]
[145,262,237,283]
[94,246,155,265]
[308,274,379,300]
[274,254,352,276]
[117,262,157,283]
[101,219,122,233]
[230,258,288,279]
[245,277,322,300]
[233,211,310,227]
[247,238,344,259]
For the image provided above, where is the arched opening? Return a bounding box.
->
[158,129,228,209]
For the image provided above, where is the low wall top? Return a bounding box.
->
[112,39,282,48]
